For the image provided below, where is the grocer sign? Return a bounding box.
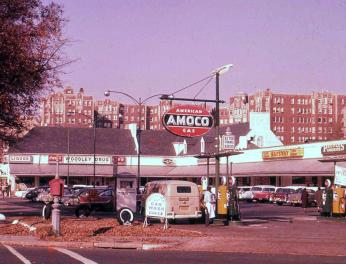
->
[162,105,213,137]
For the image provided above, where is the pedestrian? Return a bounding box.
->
[203,186,216,224]
[301,188,308,213]
[315,187,323,213]
[6,182,11,198]
[2,181,8,198]
[0,181,3,199]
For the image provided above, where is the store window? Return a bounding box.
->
[292,177,305,184]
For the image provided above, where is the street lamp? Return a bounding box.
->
[213,64,233,217]
[104,90,163,193]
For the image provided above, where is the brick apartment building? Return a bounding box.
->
[40,87,346,145]
[41,87,94,128]
[229,89,346,145]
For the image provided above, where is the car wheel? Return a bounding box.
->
[75,206,91,218]
[277,202,283,206]
[117,207,134,225]
[42,203,52,220]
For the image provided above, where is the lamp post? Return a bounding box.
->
[213,64,233,217]
[104,90,163,193]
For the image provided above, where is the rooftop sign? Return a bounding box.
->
[162,105,214,137]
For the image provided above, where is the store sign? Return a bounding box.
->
[112,156,126,165]
[163,158,175,166]
[335,165,346,187]
[222,134,235,150]
[9,155,32,163]
[321,144,346,156]
[145,193,166,218]
[48,154,63,163]
[162,105,213,137]
[64,155,112,165]
[262,148,304,160]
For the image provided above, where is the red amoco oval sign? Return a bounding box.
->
[162,105,214,137]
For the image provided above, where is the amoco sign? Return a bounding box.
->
[162,105,213,137]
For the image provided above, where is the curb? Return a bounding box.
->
[0,236,172,251]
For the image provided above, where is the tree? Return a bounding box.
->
[0,0,68,142]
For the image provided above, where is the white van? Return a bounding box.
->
[143,180,202,220]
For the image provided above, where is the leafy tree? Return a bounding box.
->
[0,0,68,142]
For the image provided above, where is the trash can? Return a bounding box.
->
[321,188,333,217]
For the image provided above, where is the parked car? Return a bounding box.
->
[25,186,50,201]
[15,187,35,198]
[64,187,115,218]
[251,185,276,202]
[237,186,252,200]
[270,187,296,205]
[287,188,317,207]
[38,187,73,203]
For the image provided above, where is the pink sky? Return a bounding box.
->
[53,0,346,103]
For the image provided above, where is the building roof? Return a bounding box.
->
[9,127,137,155]
[140,122,250,156]
[9,122,250,157]
[140,130,181,156]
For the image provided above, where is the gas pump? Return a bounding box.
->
[216,176,229,225]
[228,176,241,221]
[332,187,346,216]
[217,177,228,216]
[321,179,333,217]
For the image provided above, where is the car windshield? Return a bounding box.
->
[251,187,262,192]
[263,188,275,192]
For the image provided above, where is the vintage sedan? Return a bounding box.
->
[270,187,296,205]
[287,188,317,206]
[237,186,252,200]
[251,185,276,202]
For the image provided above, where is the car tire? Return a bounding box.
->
[117,207,134,225]
[75,206,91,218]
[42,203,52,220]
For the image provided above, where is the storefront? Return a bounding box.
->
[5,126,346,188]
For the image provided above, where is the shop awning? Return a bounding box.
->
[9,158,346,178]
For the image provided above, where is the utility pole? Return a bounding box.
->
[215,71,220,217]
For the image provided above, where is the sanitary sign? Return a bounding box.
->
[335,165,346,187]
[162,105,214,137]
[145,193,166,218]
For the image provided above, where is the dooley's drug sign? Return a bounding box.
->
[162,105,214,137]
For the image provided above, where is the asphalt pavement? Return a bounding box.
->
[1,197,346,263]
[1,245,346,264]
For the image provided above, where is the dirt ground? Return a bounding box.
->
[0,216,204,243]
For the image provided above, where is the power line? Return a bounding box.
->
[193,76,214,100]
[170,74,215,96]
